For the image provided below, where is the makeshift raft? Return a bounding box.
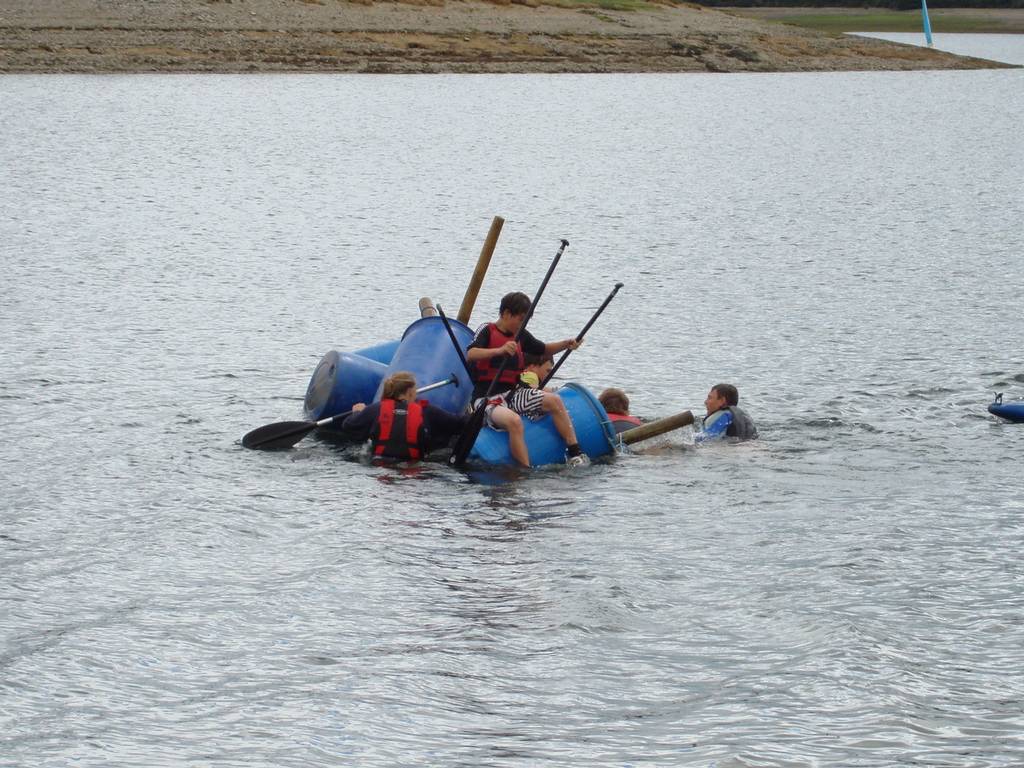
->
[300,313,615,466]
[245,217,688,463]
[300,308,692,467]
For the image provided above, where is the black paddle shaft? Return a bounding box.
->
[435,304,474,378]
[481,238,568,401]
[448,238,569,467]
[541,281,623,388]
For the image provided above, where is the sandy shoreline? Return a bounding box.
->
[0,0,1013,74]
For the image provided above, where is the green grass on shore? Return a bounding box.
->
[726,8,1024,34]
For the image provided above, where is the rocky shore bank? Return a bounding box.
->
[0,0,1011,74]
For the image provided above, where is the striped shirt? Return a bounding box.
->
[504,387,546,421]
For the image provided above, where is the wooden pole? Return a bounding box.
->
[619,411,694,446]
[457,215,504,325]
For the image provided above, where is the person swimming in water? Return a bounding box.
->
[694,383,758,443]
[598,387,643,436]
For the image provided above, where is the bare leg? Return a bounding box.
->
[490,405,529,467]
[541,392,579,446]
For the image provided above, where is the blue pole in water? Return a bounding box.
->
[921,0,934,47]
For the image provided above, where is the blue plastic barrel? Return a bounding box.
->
[355,339,400,365]
[377,316,475,414]
[303,350,389,421]
[469,383,616,467]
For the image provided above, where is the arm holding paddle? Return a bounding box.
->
[544,337,583,356]
[464,333,579,369]
[337,401,378,441]
[465,338,519,363]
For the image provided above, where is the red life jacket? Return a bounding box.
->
[608,413,642,426]
[372,399,426,461]
[472,323,524,389]
[608,412,642,436]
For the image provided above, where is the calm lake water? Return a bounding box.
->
[856,32,1024,66]
[2,45,1023,766]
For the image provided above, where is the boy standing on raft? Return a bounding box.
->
[466,291,583,467]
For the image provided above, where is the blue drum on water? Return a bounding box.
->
[376,316,475,414]
[303,350,389,421]
[469,383,616,467]
[354,339,400,365]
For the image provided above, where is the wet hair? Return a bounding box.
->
[711,383,739,406]
[499,291,531,317]
[381,371,417,400]
[598,387,630,415]
[523,353,553,368]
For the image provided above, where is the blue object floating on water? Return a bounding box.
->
[303,349,390,421]
[469,382,616,467]
[355,339,401,365]
[988,392,1024,423]
[376,316,475,415]
[302,317,474,423]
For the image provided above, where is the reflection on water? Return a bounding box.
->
[2,58,1024,766]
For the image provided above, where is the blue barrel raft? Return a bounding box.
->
[376,316,476,414]
[303,350,389,421]
[989,393,1024,423]
[469,383,617,467]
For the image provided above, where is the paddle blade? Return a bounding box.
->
[241,420,317,450]
[448,403,487,467]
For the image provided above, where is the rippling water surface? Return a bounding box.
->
[856,32,1024,66]
[2,61,1023,766]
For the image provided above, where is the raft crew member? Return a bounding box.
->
[465,291,581,467]
[695,383,758,444]
[504,356,589,467]
[598,387,643,436]
[341,371,468,461]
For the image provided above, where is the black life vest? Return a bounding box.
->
[472,323,524,389]
[371,399,427,460]
[725,406,758,440]
[608,412,642,435]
